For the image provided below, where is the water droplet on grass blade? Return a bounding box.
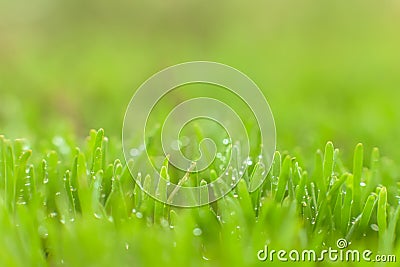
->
[193,228,202,236]
[38,225,48,238]
[130,148,140,157]
[370,224,379,231]
[17,200,26,205]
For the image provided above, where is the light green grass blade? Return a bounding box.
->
[322,142,334,192]
[358,193,377,234]
[377,186,387,238]
[352,143,363,215]
[270,151,281,194]
[341,174,353,234]
[236,179,255,224]
[274,155,291,203]
[313,149,325,203]
[365,147,380,200]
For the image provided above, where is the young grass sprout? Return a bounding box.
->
[0,130,399,266]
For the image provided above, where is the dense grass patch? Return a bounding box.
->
[1,129,399,266]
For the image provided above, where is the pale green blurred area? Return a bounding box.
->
[1,0,400,161]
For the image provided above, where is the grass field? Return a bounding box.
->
[1,1,400,266]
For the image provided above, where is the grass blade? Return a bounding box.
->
[352,143,363,215]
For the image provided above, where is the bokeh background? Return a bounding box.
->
[1,0,400,163]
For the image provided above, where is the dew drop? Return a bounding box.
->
[370,224,379,231]
[193,228,202,236]
[38,225,48,238]
[202,255,210,261]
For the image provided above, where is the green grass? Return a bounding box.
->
[2,1,400,266]
[1,129,399,266]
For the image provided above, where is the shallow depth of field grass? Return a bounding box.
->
[1,0,400,266]
[1,129,400,267]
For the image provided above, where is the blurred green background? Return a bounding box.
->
[1,0,400,161]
